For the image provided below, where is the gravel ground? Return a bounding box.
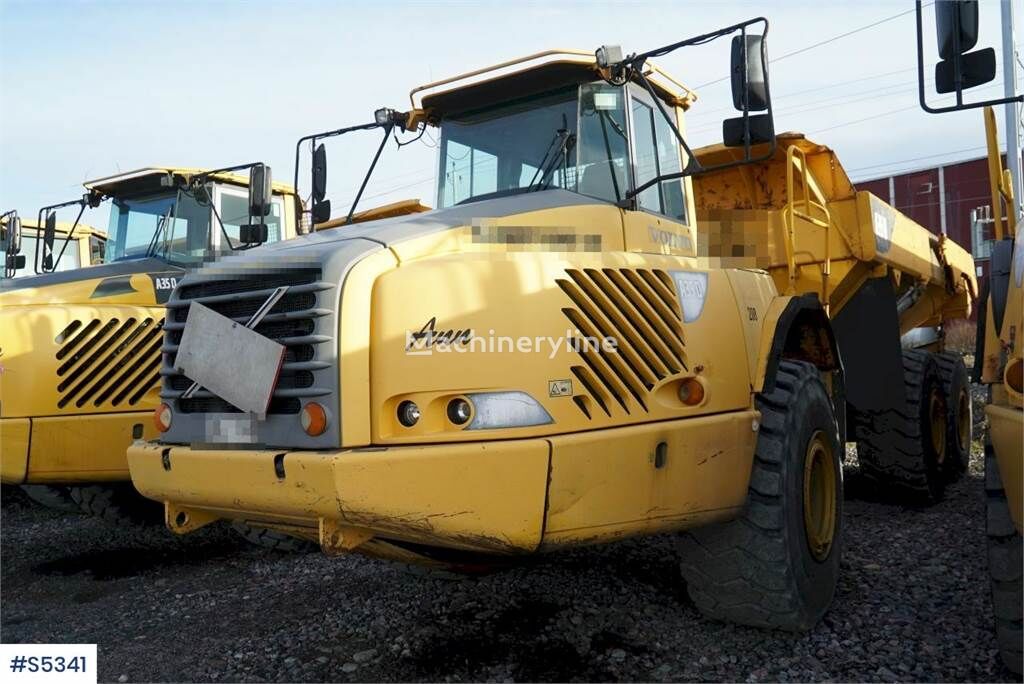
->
[1,407,1019,683]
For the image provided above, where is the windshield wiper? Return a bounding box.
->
[145,205,174,259]
[527,126,577,193]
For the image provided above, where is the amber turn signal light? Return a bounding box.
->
[300,402,328,436]
[154,403,173,432]
[678,377,705,406]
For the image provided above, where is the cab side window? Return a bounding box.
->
[219,193,283,246]
[630,94,688,223]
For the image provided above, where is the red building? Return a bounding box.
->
[855,153,1021,286]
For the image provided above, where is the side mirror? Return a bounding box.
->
[311,144,330,225]
[43,211,56,271]
[239,223,269,245]
[933,0,995,93]
[4,215,22,255]
[724,33,773,147]
[311,199,332,225]
[730,34,768,111]
[937,0,979,59]
[312,144,328,203]
[248,164,272,218]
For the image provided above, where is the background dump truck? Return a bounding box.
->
[130,21,976,630]
[976,107,1024,676]
[912,1,1023,672]
[1,215,106,279]
[0,164,302,526]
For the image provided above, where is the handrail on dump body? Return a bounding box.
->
[783,144,832,307]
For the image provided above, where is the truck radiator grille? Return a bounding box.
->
[161,269,332,415]
[556,268,687,419]
[54,317,164,409]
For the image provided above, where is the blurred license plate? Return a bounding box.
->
[205,415,257,444]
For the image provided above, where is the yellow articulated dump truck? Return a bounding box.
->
[2,214,107,279]
[914,2,1022,671]
[129,19,975,629]
[976,110,1023,675]
[0,163,305,532]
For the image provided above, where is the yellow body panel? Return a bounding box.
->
[542,410,758,547]
[25,413,156,483]
[0,418,30,482]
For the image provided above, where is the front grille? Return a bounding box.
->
[54,317,164,409]
[161,269,333,416]
[556,268,687,420]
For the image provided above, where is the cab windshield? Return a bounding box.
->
[436,81,687,222]
[106,185,285,266]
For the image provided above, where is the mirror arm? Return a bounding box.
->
[34,196,89,274]
[49,202,87,273]
[625,66,704,200]
[294,120,382,226]
[344,124,393,225]
[915,0,1024,113]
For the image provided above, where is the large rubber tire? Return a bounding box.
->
[678,360,843,631]
[855,349,947,504]
[935,352,971,482]
[70,483,164,527]
[232,522,316,553]
[985,445,1023,675]
[20,485,83,514]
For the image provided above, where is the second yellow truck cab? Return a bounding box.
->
[130,22,977,629]
[1,216,106,279]
[0,164,302,524]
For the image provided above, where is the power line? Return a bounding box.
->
[848,146,988,175]
[693,4,931,90]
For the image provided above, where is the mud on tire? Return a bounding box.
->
[855,349,946,503]
[232,522,316,553]
[70,483,164,527]
[21,485,83,514]
[678,360,842,631]
[985,445,1023,675]
[935,351,971,482]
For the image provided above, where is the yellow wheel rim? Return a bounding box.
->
[929,389,947,464]
[802,431,836,562]
[956,388,970,453]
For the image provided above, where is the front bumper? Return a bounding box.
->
[1,412,155,485]
[128,411,758,555]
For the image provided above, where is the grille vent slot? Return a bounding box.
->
[55,317,164,409]
[556,268,687,419]
[162,269,331,416]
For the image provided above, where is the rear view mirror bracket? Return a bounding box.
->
[34,196,89,274]
[916,0,1022,114]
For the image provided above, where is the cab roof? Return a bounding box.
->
[83,167,297,200]
[410,49,696,123]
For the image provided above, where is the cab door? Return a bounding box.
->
[621,85,697,258]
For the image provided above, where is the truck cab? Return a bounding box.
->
[1,219,106,279]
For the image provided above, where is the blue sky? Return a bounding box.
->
[1,0,1019,231]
